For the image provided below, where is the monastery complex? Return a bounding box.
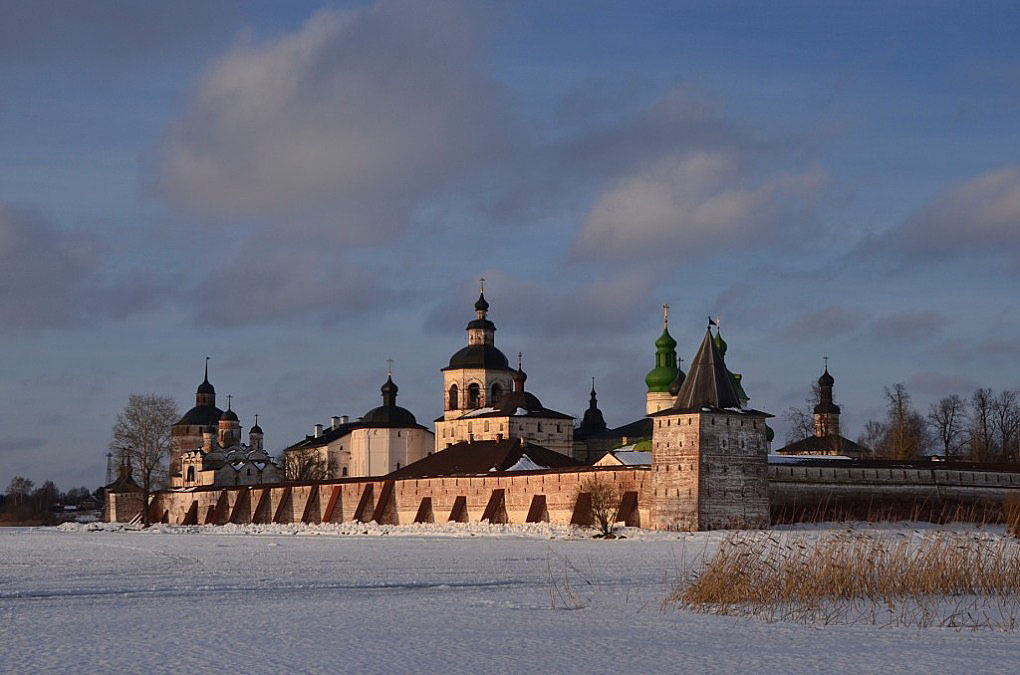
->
[107,286,1020,530]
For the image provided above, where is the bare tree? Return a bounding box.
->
[927,395,968,458]
[577,475,620,538]
[782,406,815,445]
[283,448,335,482]
[5,476,34,507]
[991,390,1020,463]
[968,388,995,462]
[881,384,926,460]
[782,382,822,444]
[110,394,178,526]
[857,420,886,456]
[33,480,60,512]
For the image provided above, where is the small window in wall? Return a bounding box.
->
[537,423,543,432]
[186,466,195,482]
[396,462,401,469]
[247,468,251,476]
[397,431,401,437]
[484,421,490,432]
[342,467,348,477]
[468,383,481,408]
[448,384,459,410]
[556,424,561,433]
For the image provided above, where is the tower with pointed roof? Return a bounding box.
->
[645,305,679,414]
[648,324,771,531]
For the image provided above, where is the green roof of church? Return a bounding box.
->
[645,325,679,392]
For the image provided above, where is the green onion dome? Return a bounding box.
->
[714,329,728,357]
[645,327,679,392]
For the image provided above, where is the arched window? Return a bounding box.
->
[468,383,481,408]
[448,384,459,410]
[491,383,503,405]
[342,467,348,477]
[186,466,195,482]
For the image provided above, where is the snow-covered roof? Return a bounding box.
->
[498,455,549,472]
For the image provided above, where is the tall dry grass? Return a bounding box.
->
[666,529,1020,629]
[1004,495,1020,538]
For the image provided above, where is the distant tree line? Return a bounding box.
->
[1,477,103,525]
[861,385,1020,462]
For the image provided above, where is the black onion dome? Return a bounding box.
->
[220,407,238,422]
[249,424,264,435]
[360,404,419,428]
[197,379,215,395]
[819,368,835,387]
[443,344,512,371]
[474,292,489,312]
[381,375,398,397]
[498,390,545,414]
[175,405,223,427]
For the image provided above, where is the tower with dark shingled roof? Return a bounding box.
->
[648,326,771,531]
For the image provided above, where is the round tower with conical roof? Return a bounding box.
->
[645,305,679,414]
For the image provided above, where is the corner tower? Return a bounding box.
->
[649,324,770,531]
[645,305,679,414]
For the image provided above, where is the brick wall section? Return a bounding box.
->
[123,462,1020,528]
[144,467,650,527]
[769,464,1020,510]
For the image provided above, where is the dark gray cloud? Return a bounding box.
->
[156,1,508,242]
[868,311,943,341]
[0,437,46,453]
[908,371,980,397]
[0,1,241,68]
[424,271,657,341]
[786,306,867,340]
[184,247,411,327]
[0,203,96,329]
[856,166,1020,266]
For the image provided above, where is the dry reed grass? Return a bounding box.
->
[1004,495,1020,538]
[666,529,1020,629]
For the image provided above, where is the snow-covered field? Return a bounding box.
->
[2,523,1018,673]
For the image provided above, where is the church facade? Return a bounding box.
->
[282,375,434,479]
[170,365,282,489]
[434,290,574,456]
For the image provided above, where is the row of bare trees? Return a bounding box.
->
[2,477,100,524]
[859,385,1020,462]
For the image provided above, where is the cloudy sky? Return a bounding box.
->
[3,1,1019,489]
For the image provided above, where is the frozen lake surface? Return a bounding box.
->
[2,523,1018,673]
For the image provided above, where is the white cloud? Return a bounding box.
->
[573,150,824,260]
[861,166,1020,263]
[157,1,506,242]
